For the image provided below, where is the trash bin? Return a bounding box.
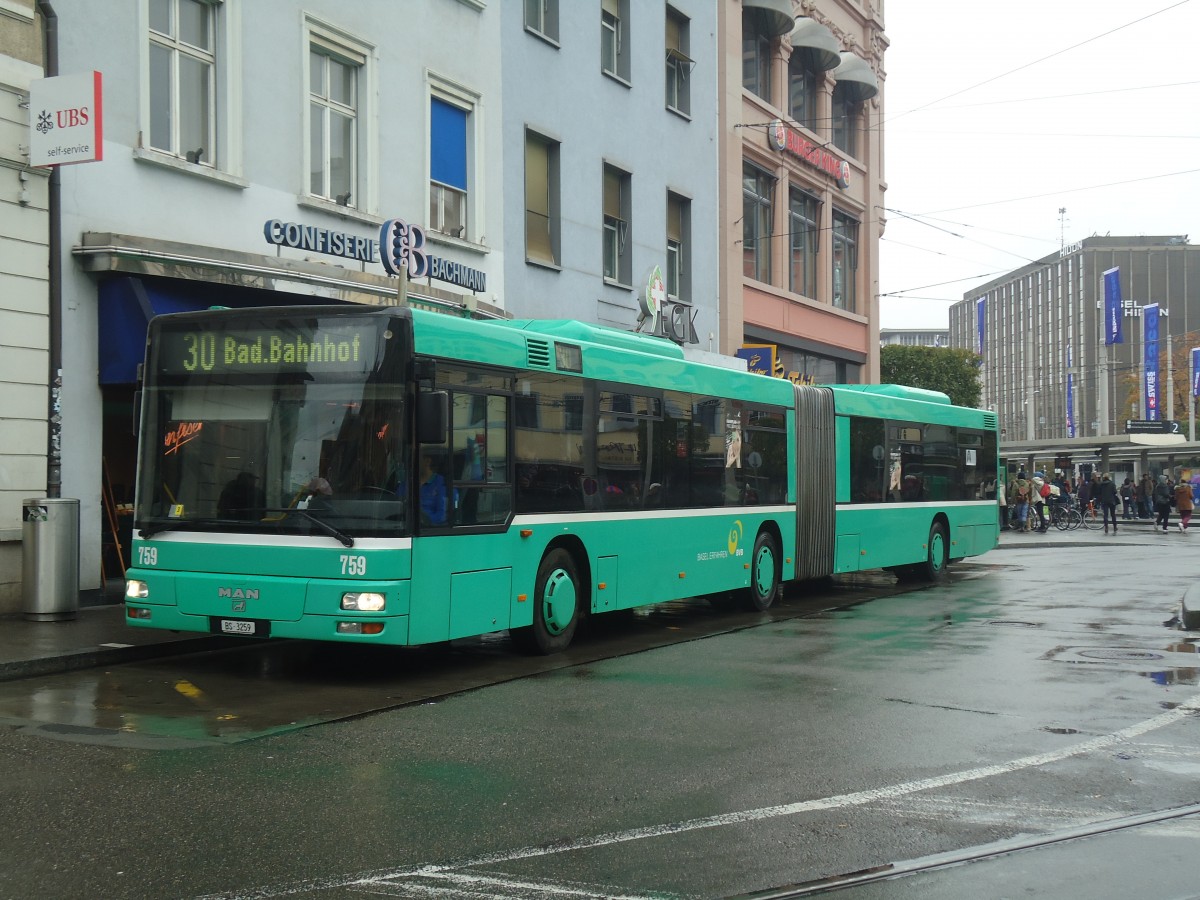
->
[22,498,80,621]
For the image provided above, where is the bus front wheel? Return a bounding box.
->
[743,531,780,612]
[512,548,581,655]
[920,521,950,582]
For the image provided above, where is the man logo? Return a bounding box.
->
[218,587,259,600]
[232,600,246,613]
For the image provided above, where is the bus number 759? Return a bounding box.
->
[340,555,367,576]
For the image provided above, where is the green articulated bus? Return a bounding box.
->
[125,304,999,653]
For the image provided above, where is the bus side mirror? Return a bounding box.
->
[132,391,142,437]
[417,390,448,444]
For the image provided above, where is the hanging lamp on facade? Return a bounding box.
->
[743,0,796,39]
[789,16,841,72]
[832,52,880,102]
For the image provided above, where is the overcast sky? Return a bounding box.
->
[878,0,1200,329]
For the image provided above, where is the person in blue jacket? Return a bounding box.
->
[419,455,447,524]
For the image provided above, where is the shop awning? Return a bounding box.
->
[832,52,879,102]
[96,276,323,384]
[789,17,841,72]
[743,0,795,39]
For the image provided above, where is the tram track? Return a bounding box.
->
[733,802,1200,898]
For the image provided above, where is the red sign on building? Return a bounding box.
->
[767,119,850,189]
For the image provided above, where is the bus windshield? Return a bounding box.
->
[135,311,411,540]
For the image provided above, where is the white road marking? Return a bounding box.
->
[198,692,1200,900]
[352,870,670,898]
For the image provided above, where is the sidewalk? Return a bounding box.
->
[997,513,1193,547]
[0,600,235,683]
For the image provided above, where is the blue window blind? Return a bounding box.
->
[430,98,467,191]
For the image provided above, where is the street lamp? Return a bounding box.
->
[1024,390,1041,441]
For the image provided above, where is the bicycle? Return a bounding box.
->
[1008,503,1045,533]
[1049,498,1082,530]
[1078,499,1101,530]
[1007,510,1032,532]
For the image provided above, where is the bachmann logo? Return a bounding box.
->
[218,587,259,600]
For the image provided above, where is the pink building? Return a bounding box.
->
[718,0,886,384]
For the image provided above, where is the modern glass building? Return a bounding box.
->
[949,236,1200,444]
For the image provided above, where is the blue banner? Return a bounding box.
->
[1102,267,1123,345]
[1066,346,1075,438]
[1192,347,1200,398]
[1144,303,1160,420]
[976,297,986,354]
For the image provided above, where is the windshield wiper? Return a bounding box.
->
[139,510,355,548]
[260,507,355,548]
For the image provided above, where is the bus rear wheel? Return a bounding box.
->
[920,521,950,581]
[512,548,581,655]
[742,531,780,611]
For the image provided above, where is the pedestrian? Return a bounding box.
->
[1153,474,1174,533]
[997,474,1008,529]
[1009,471,1031,531]
[1119,477,1134,519]
[1077,474,1091,509]
[1139,473,1156,519]
[1175,479,1194,533]
[1097,472,1119,534]
[1030,471,1050,532]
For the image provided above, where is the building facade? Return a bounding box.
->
[0,0,49,607]
[501,1,721,354]
[880,328,948,347]
[22,0,511,606]
[718,0,887,384]
[1,0,885,611]
[949,236,1200,444]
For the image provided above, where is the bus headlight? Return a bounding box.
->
[341,592,385,611]
[126,580,149,599]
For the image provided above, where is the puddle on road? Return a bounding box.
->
[1046,642,1200,687]
[1144,640,1200,686]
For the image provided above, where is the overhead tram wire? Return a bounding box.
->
[923,166,1200,215]
[889,212,1087,245]
[884,0,1195,124]
[929,79,1200,111]
[891,128,1200,140]
[883,207,1048,265]
[880,273,1008,299]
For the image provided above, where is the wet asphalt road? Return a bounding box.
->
[1,529,1198,899]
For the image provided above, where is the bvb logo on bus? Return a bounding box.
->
[728,520,743,556]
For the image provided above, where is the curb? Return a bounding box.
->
[1182,586,1200,631]
[0,635,247,683]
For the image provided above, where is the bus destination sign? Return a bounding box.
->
[156,322,380,376]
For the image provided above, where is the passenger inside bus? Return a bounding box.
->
[419,455,447,524]
[218,472,265,520]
